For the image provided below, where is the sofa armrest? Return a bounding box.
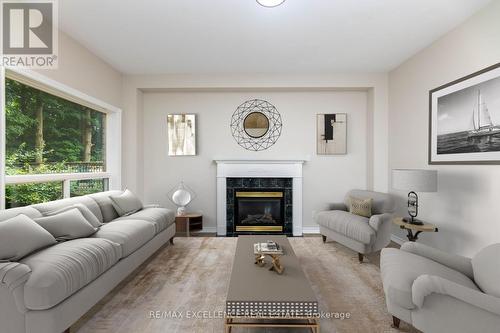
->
[413,274,500,316]
[368,213,392,232]
[401,242,473,279]
[0,262,31,290]
[329,202,348,211]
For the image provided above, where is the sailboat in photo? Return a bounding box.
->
[468,90,500,138]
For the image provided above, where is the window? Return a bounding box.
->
[1,69,121,208]
[5,78,106,175]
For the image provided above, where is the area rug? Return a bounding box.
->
[74,237,419,333]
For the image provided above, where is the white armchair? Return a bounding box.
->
[315,189,395,262]
[381,242,500,333]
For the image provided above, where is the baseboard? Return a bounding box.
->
[302,226,320,234]
[391,234,406,245]
[199,227,217,233]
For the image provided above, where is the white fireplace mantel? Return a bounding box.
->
[215,159,306,236]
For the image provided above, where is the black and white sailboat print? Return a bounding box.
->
[468,90,500,138]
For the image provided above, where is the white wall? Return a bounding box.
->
[34,31,122,107]
[122,73,388,205]
[388,1,500,256]
[142,90,369,229]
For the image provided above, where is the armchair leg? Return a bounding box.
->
[169,237,174,245]
[321,235,326,243]
[392,316,400,328]
[358,253,364,263]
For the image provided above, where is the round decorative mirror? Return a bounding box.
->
[231,99,282,151]
[243,112,269,138]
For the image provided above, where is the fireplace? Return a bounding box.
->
[226,177,293,236]
[235,191,284,233]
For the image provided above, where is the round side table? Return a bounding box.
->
[392,217,438,242]
[175,213,203,237]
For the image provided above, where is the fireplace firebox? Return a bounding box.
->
[226,177,293,236]
[235,191,284,233]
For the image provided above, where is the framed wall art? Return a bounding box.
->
[167,114,196,156]
[317,113,347,155]
[429,63,500,164]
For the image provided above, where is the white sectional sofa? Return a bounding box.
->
[0,190,176,333]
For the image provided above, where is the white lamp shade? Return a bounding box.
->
[172,189,192,206]
[392,169,438,192]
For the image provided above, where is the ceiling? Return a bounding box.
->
[59,0,492,75]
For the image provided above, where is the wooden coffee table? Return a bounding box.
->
[225,235,320,332]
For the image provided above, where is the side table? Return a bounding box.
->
[392,217,438,242]
[175,214,203,237]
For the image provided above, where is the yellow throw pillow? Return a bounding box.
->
[349,196,372,218]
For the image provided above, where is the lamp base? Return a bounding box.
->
[177,206,187,216]
[403,217,424,225]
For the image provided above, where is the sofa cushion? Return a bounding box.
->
[34,208,98,241]
[32,196,104,223]
[43,203,102,228]
[115,207,175,233]
[0,206,42,222]
[109,189,143,216]
[380,248,479,310]
[20,238,121,310]
[88,191,123,222]
[472,243,500,297]
[92,219,156,257]
[316,210,375,245]
[0,214,57,261]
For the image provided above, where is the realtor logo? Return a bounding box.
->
[1,0,58,68]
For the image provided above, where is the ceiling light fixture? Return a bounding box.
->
[256,0,286,8]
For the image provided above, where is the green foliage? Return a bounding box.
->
[4,78,107,207]
[6,182,63,209]
[5,78,105,165]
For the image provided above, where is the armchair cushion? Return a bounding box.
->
[472,243,500,298]
[348,196,372,218]
[412,274,500,316]
[344,189,395,215]
[380,248,479,310]
[316,210,375,244]
[401,242,474,280]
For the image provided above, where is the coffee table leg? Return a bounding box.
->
[224,318,232,333]
[186,218,190,238]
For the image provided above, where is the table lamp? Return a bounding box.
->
[391,169,437,225]
[168,181,196,216]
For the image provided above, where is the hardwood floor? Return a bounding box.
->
[73,237,417,333]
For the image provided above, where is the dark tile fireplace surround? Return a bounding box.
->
[226,177,293,236]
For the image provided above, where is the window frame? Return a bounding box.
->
[0,67,122,209]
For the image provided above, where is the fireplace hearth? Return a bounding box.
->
[226,178,292,236]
